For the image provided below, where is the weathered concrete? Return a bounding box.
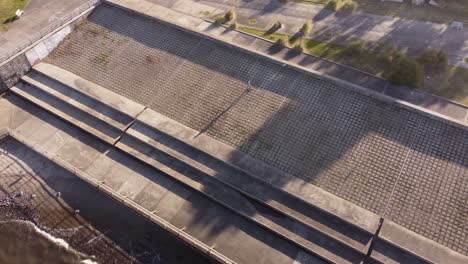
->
[43,3,468,258]
[15,60,467,263]
[10,82,121,144]
[373,220,468,264]
[21,71,132,130]
[2,94,328,264]
[33,62,145,118]
[133,108,381,236]
[0,0,95,62]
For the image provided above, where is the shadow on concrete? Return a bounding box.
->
[42,4,468,257]
[52,2,468,213]
[0,136,212,264]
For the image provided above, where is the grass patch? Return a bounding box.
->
[0,0,30,32]
[238,25,468,104]
[248,19,258,25]
[93,51,111,71]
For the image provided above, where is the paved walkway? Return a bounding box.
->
[44,3,468,255]
[154,0,468,66]
[0,0,91,62]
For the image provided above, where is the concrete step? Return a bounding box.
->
[22,70,133,131]
[33,62,145,119]
[116,132,371,264]
[125,111,377,241]
[10,81,122,145]
[4,95,325,264]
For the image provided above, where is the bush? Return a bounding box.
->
[342,1,357,12]
[214,15,225,25]
[225,10,235,21]
[389,56,423,88]
[293,43,304,53]
[271,20,282,31]
[276,38,287,47]
[326,0,356,12]
[289,35,301,45]
[341,40,364,57]
[325,0,341,11]
[378,43,398,65]
[300,22,311,35]
[230,22,238,30]
[418,49,448,73]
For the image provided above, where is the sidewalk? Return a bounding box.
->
[156,0,468,66]
[0,0,91,61]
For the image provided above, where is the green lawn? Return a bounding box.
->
[0,0,30,32]
[238,25,468,105]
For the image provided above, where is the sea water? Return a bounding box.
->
[0,220,96,264]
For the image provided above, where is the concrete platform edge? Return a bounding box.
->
[374,219,468,264]
[8,129,236,264]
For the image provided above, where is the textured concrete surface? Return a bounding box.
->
[33,62,146,118]
[42,4,468,256]
[0,95,325,264]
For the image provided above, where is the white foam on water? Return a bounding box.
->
[0,220,98,264]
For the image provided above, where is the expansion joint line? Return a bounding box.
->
[363,118,423,263]
[112,106,148,146]
[383,118,423,217]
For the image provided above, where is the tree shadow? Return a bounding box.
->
[43,3,468,258]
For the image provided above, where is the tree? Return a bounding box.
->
[225,10,235,22]
[418,49,448,73]
[389,56,423,88]
[300,22,311,35]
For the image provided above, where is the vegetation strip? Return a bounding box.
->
[237,25,468,105]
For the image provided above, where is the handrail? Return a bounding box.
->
[0,0,101,65]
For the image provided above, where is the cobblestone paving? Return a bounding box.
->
[384,119,468,254]
[45,4,468,255]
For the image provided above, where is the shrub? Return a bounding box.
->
[276,38,287,47]
[225,10,235,21]
[326,0,341,11]
[289,35,301,45]
[378,43,398,64]
[326,0,356,12]
[418,49,448,73]
[341,40,364,57]
[214,15,225,25]
[300,22,311,35]
[293,43,304,53]
[342,1,357,12]
[249,19,258,25]
[389,56,423,88]
[202,11,210,16]
[230,22,238,30]
[465,57,468,63]
[271,20,282,31]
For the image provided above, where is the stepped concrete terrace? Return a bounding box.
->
[3,1,467,263]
